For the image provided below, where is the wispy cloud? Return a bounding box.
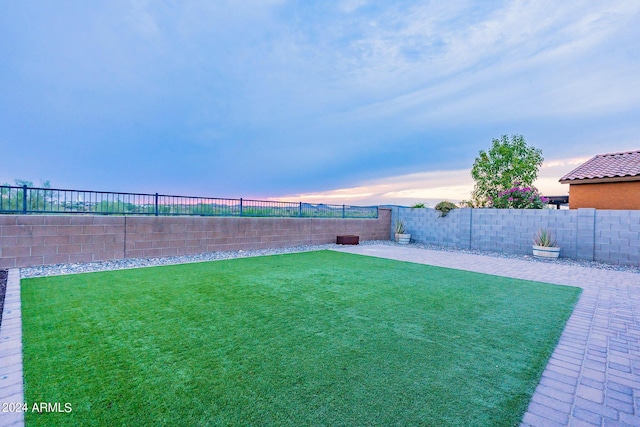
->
[327,1,640,123]
[278,168,475,206]
[278,155,585,206]
[1,1,638,199]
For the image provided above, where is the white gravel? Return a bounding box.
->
[20,240,640,278]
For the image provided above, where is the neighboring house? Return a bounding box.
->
[559,149,640,209]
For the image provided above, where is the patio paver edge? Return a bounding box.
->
[0,269,25,427]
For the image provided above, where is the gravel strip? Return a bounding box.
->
[400,241,640,274]
[20,240,640,278]
[20,244,341,278]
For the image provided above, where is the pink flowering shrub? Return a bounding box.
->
[490,182,548,209]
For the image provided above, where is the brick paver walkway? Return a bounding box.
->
[0,269,24,427]
[1,246,638,426]
[333,245,640,427]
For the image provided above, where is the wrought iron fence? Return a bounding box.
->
[0,185,378,219]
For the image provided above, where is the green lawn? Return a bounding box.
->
[21,250,580,426]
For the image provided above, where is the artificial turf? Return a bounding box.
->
[21,250,580,426]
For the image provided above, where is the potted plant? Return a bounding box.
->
[532,229,560,259]
[395,220,411,245]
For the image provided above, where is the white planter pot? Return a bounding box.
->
[395,233,411,245]
[533,245,560,259]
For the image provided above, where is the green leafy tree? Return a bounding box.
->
[470,135,543,207]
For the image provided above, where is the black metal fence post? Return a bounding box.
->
[240,198,243,216]
[155,193,159,216]
[342,204,345,218]
[22,185,27,214]
[299,202,302,217]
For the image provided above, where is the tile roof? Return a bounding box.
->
[559,150,640,182]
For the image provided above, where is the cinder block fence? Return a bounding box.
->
[392,207,640,266]
[0,209,391,268]
[3,207,638,268]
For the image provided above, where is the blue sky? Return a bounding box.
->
[1,1,639,206]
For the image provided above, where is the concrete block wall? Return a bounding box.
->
[400,208,463,248]
[397,207,640,266]
[577,208,596,260]
[388,206,399,240]
[123,216,313,258]
[594,210,640,265]
[0,215,125,268]
[470,209,579,258]
[0,208,391,268]
[309,216,390,245]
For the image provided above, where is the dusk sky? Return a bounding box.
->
[2,1,639,207]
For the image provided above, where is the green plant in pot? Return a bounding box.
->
[532,229,560,259]
[395,220,411,245]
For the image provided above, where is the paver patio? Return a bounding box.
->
[1,245,639,426]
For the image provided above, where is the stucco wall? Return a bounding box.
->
[0,209,391,268]
[568,181,640,210]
